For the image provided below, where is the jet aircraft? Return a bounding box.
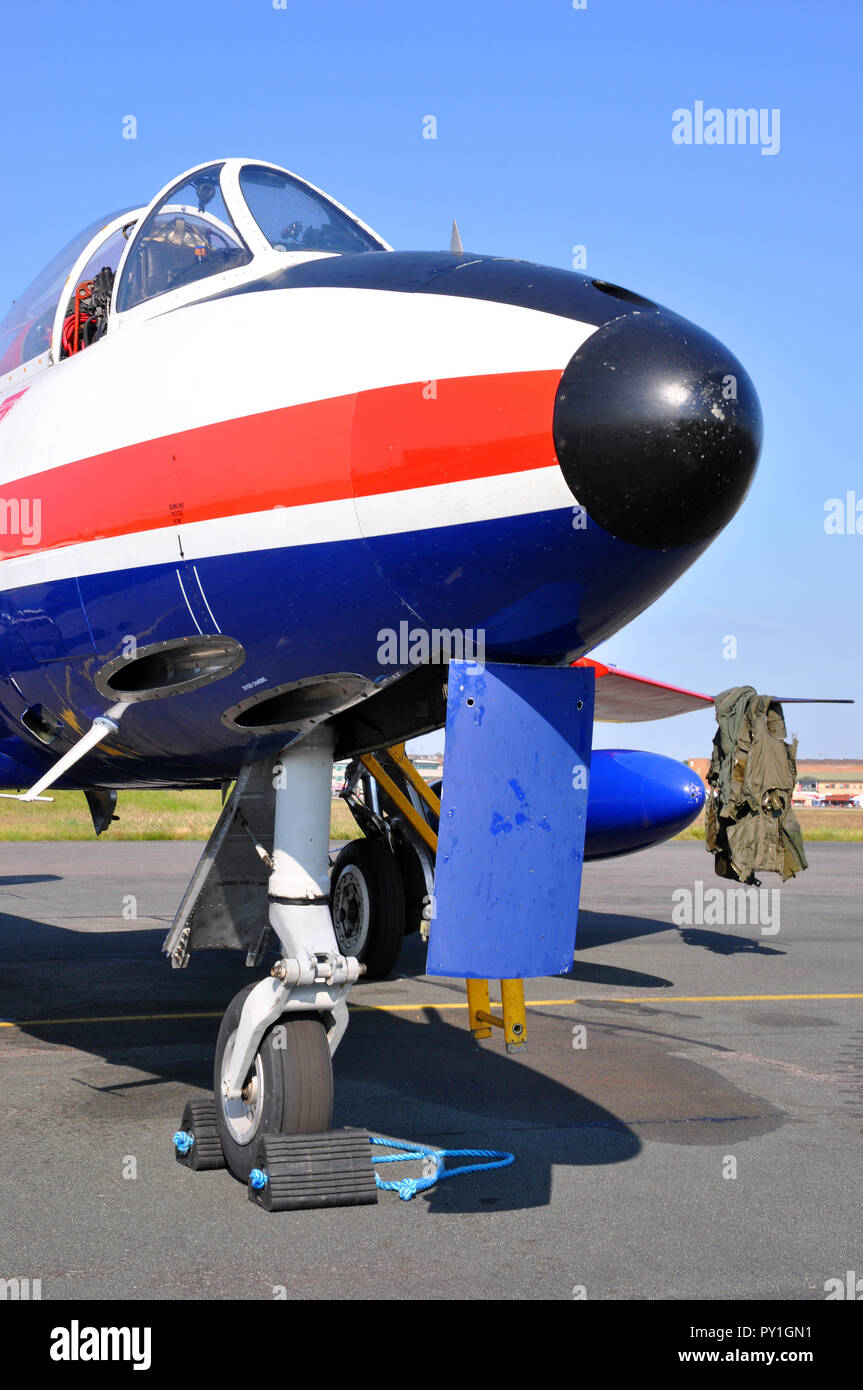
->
[0,157,774,1180]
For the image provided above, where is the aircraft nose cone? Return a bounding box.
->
[553,310,763,549]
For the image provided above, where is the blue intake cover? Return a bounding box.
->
[427,662,594,979]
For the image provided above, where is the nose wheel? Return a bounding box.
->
[213,982,334,1182]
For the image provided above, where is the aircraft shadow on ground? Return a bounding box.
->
[568,906,786,961]
[0,911,643,1213]
[402,925,674,992]
[567,960,674,989]
[0,910,250,1093]
[334,1005,643,1212]
[573,907,671,950]
[1,908,784,1215]
[0,874,62,887]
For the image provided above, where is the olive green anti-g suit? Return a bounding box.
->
[706,686,808,883]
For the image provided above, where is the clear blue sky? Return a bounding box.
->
[2,0,859,761]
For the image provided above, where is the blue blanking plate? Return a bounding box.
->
[426,661,594,979]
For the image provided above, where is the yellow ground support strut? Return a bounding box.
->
[358,743,527,1052]
[466,978,528,1054]
[360,743,439,853]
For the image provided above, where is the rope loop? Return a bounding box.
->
[370,1135,514,1200]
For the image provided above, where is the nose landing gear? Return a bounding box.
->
[213,983,334,1181]
[168,725,361,1187]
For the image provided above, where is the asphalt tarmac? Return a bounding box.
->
[0,840,860,1301]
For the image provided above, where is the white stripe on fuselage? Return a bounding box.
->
[0,465,575,591]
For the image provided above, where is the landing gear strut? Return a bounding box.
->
[213,726,361,1182]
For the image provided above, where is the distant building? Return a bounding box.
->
[684,758,710,785]
[410,753,444,785]
[331,752,444,795]
[794,761,863,807]
[685,757,863,808]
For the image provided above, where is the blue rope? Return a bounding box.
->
[369,1135,514,1201]
[249,1167,268,1190]
[172,1130,194,1155]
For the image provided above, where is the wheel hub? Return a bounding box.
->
[220,1027,265,1145]
[332,865,370,955]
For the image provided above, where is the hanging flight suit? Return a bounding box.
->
[706,685,808,883]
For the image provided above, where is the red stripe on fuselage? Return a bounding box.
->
[0,369,562,562]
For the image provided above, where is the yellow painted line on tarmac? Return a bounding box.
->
[1,992,861,1029]
[0,1010,224,1027]
[578,992,863,1003]
[351,992,863,1010]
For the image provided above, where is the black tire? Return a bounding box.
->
[401,779,441,935]
[330,838,406,979]
[213,983,333,1182]
[397,841,429,936]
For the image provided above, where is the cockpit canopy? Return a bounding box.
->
[0,158,388,375]
[0,210,137,375]
[239,164,382,256]
[114,164,251,310]
[113,161,384,313]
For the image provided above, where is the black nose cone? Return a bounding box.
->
[553,310,763,549]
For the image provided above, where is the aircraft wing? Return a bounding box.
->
[574,660,855,723]
[573,658,714,722]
